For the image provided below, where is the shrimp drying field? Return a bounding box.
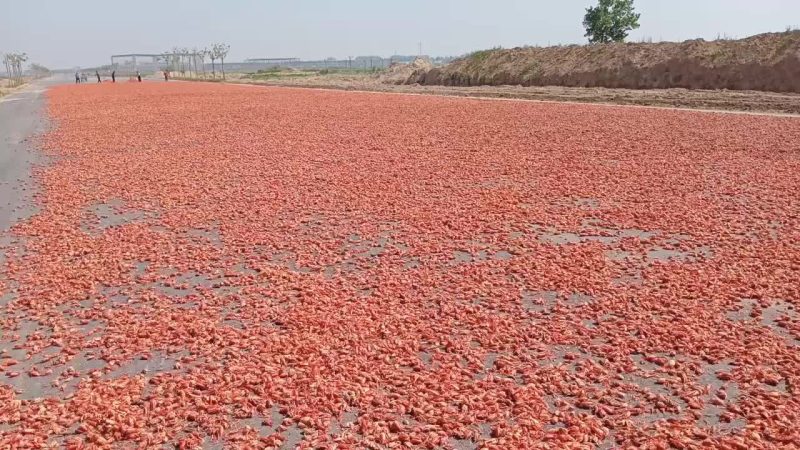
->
[1,82,799,448]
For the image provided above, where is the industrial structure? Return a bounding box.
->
[109,54,165,74]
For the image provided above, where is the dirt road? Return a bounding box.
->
[221,73,800,115]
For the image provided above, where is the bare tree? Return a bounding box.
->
[209,47,217,78]
[3,53,28,86]
[163,50,174,74]
[7,54,17,83]
[2,54,11,83]
[200,47,209,78]
[155,45,224,80]
[20,53,28,79]
[219,44,230,79]
[170,47,181,74]
[212,43,230,80]
[191,47,199,78]
[180,47,190,76]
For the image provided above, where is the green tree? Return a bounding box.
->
[583,0,641,44]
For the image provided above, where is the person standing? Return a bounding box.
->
[95,70,101,83]
[75,72,80,84]
[164,70,169,82]
[111,70,116,83]
[136,70,142,82]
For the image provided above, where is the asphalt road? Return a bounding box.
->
[0,76,67,232]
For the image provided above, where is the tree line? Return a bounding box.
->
[162,43,230,79]
[1,52,50,88]
[2,52,28,87]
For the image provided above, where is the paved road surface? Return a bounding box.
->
[0,76,66,231]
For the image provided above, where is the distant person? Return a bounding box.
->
[95,71,101,83]
[164,71,169,81]
[136,71,142,82]
[75,72,80,84]
[111,70,116,83]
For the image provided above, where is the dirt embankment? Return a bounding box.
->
[378,58,434,85]
[413,31,800,92]
[1,79,26,97]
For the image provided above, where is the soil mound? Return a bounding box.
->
[379,57,433,85]
[412,31,800,92]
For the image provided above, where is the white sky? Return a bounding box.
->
[3,0,799,68]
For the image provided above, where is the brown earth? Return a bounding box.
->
[378,57,434,85]
[214,73,800,115]
[413,31,800,93]
[0,79,23,97]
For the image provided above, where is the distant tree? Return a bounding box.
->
[2,54,11,81]
[209,47,217,78]
[191,47,199,77]
[180,47,190,75]
[212,43,230,80]
[170,47,182,73]
[200,48,209,78]
[583,0,641,44]
[3,53,28,86]
[163,49,175,73]
[19,53,27,80]
[30,63,50,75]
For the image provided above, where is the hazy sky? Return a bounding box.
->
[3,0,799,68]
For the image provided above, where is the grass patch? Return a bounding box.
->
[172,76,226,82]
[245,71,317,80]
[465,47,503,71]
[244,67,383,80]
[468,49,497,64]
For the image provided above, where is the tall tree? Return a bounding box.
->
[213,43,230,80]
[209,50,217,78]
[583,0,641,44]
[2,54,11,82]
[5,53,28,85]
[191,47,199,77]
[180,47,190,75]
[200,47,209,78]
[170,47,181,74]
[19,53,28,83]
